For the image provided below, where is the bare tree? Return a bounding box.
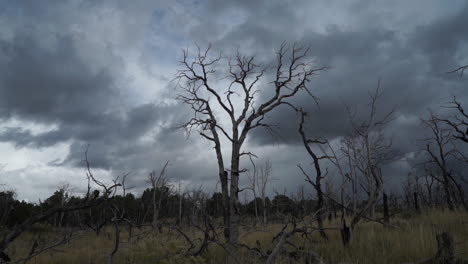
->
[0,149,122,262]
[258,160,272,225]
[422,113,454,210]
[177,177,185,226]
[176,43,326,243]
[246,160,259,226]
[422,165,436,207]
[439,97,468,144]
[314,85,396,246]
[341,136,360,217]
[421,112,466,210]
[107,173,132,264]
[246,159,273,226]
[343,84,395,225]
[402,171,424,210]
[147,161,170,230]
[297,109,329,240]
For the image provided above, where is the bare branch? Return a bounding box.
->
[447,64,468,77]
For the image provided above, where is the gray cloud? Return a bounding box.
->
[0,0,467,200]
[177,0,468,193]
[217,2,468,152]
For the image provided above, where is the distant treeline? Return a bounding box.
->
[0,184,452,230]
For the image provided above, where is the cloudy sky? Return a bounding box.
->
[0,0,466,202]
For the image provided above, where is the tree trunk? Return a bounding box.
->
[220,171,230,241]
[383,192,389,223]
[414,192,420,211]
[442,171,455,211]
[253,192,258,226]
[178,194,183,226]
[107,222,120,264]
[315,181,328,240]
[340,218,352,246]
[436,141,455,211]
[448,174,467,210]
[228,144,241,244]
[152,189,158,228]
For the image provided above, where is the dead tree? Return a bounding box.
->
[259,160,272,225]
[293,184,307,219]
[325,85,395,227]
[238,220,324,264]
[266,221,324,264]
[315,85,396,245]
[402,171,427,210]
[13,231,78,264]
[176,43,326,244]
[297,109,329,240]
[177,177,184,226]
[423,165,436,207]
[107,173,133,264]
[421,112,466,210]
[147,161,170,230]
[0,149,122,262]
[246,159,260,226]
[246,159,273,226]
[343,84,395,225]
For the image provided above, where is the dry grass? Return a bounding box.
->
[5,209,468,264]
[314,209,468,263]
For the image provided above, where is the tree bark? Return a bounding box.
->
[298,111,328,240]
[220,171,230,241]
[228,144,241,244]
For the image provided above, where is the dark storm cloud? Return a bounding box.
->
[0,127,69,148]
[411,3,468,73]
[0,34,117,124]
[0,32,167,166]
[0,0,467,200]
[198,1,468,152]
[173,0,468,190]
[0,0,189,174]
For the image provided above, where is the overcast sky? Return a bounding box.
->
[0,0,466,202]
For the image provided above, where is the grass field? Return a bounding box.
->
[5,209,468,263]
